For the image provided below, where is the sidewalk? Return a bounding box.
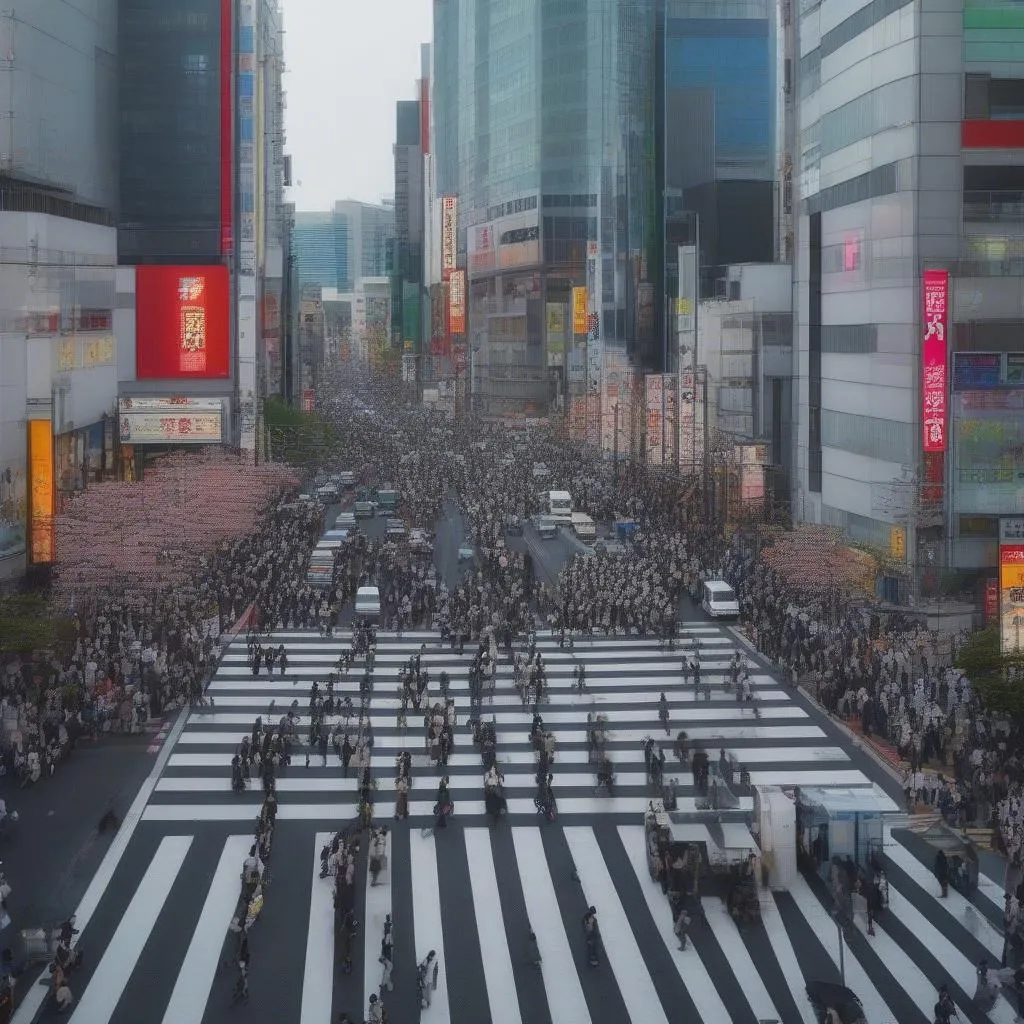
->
[0,731,156,946]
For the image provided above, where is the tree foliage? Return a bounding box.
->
[0,593,76,657]
[955,626,1024,716]
[264,397,341,468]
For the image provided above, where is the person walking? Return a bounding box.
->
[379,939,394,993]
[934,849,949,899]
[417,950,438,1007]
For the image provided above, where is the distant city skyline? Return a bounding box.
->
[281,0,432,211]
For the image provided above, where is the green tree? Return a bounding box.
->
[264,396,341,468]
[955,626,1024,716]
[0,593,76,657]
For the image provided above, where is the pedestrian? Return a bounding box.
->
[526,930,542,967]
[418,950,438,1007]
[673,903,691,950]
[934,849,949,899]
[933,985,956,1024]
[379,940,394,992]
[366,992,384,1023]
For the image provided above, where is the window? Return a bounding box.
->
[183,53,208,74]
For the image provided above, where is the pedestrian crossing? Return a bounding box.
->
[148,627,876,823]
[55,820,1016,1024]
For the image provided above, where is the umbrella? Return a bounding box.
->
[806,981,865,1023]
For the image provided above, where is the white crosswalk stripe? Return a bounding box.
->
[151,627,873,822]
[62,823,1014,1024]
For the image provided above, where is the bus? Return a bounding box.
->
[546,490,572,522]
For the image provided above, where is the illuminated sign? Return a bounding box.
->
[136,266,230,379]
[441,196,457,281]
[921,269,949,452]
[27,419,54,564]
[572,287,588,336]
[448,269,466,335]
[1001,518,1024,654]
[118,397,224,445]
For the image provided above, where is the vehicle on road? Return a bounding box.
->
[457,546,475,562]
[408,528,432,553]
[386,518,407,539]
[702,580,740,619]
[354,586,381,618]
[316,483,340,503]
[594,539,627,557]
[335,470,355,487]
[535,515,558,539]
[376,488,399,513]
[570,512,597,542]
[354,501,375,519]
[306,550,334,587]
[546,489,573,522]
[334,511,357,530]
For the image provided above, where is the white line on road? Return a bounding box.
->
[301,833,336,1024]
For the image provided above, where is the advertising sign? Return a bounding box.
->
[922,269,949,452]
[646,375,664,465]
[302,388,315,413]
[546,303,565,367]
[952,352,1002,391]
[986,578,999,624]
[569,396,587,441]
[679,368,706,476]
[441,196,457,281]
[1000,524,1024,655]
[572,288,588,335]
[448,269,466,335]
[586,253,602,395]
[135,266,230,379]
[27,419,54,564]
[118,397,224,445]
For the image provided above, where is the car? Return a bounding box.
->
[316,483,340,503]
[335,512,357,530]
[386,518,407,539]
[534,516,557,539]
[409,528,432,553]
[354,501,375,518]
[457,546,475,562]
[335,470,355,487]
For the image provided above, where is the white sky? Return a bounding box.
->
[281,0,433,212]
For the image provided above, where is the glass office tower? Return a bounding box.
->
[433,0,659,415]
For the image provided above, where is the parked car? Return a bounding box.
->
[316,483,340,503]
[386,518,407,539]
[458,546,475,562]
[334,511,357,530]
[354,501,375,518]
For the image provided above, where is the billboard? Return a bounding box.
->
[646,374,679,468]
[27,419,54,564]
[1000,517,1024,655]
[546,303,565,367]
[586,252,602,395]
[572,287,588,335]
[922,269,949,452]
[136,266,230,379]
[679,368,706,476]
[118,397,225,445]
[441,196,457,281]
[448,269,466,335]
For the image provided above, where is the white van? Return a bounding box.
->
[570,512,597,542]
[702,580,740,619]
[354,585,381,619]
[546,490,573,522]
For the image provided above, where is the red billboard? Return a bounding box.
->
[136,266,230,379]
[922,269,949,452]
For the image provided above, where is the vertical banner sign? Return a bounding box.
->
[441,196,457,282]
[28,419,54,563]
[586,245,602,399]
[646,375,663,465]
[922,269,949,452]
[664,374,678,467]
[1000,517,1024,655]
[237,0,258,452]
[679,368,706,476]
[572,287,588,335]
[677,245,697,367]
[448,269,466,335]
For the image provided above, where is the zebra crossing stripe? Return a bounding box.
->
[362,829,392,1019]
[159,835,252,1024]
[703,896,780,1021]
[301,833,336,1024]
[759,890,819,1024]
[409,833,450,1022]
[71,836,192,1023]
[512,827,591,1024]
[464,828,522,1024]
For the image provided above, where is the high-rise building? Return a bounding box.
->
[661,0,778,305]
[432,0,660,415]
[793,0,1024,597]
[115,0,290,457]
[0,0,119,580]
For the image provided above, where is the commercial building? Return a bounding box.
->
[793,0,1024,599]
[116,0,291,462]
[0,1,119,580]
[432,0,661,416]
[293,201,394,296]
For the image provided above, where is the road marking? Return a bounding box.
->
[512,827,590,1024]
[464,828,521,1024]
[301,833,336,1024]
[410,832,450,1022]
[160,835,252,1023]
[70,836,192,1023]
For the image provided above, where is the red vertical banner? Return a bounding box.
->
[220,0,234,255]
[921,269,949,452]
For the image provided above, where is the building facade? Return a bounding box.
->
[0,0,119,580]
[793,0,1024,598]
[432,0,661,416]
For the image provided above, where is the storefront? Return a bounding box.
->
[117,396,228,480]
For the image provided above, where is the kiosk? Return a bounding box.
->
[796,784,901,873]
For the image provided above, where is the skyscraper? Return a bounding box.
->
[432,0,660,415]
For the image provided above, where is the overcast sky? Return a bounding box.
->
[281,0,433,212]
